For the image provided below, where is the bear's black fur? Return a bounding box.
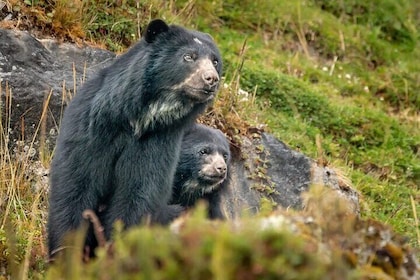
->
[47,19,222,258]
[171,124,231,219]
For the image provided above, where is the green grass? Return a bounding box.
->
[0,0,419,278]
[197,0,420,246]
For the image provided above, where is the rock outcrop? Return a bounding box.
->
[0,28,115,146]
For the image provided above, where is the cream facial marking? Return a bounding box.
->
[193,37,203,45]
[173,59,217,90]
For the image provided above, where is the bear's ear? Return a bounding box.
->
[203,33,214,41]
[144,19,169,43]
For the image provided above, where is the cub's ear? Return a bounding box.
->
[144,19,169,43]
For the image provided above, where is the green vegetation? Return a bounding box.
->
[45,204,356,280]
[0,0,419,278]
[195,0,420,246]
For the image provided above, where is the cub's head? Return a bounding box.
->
[143,19,222,104]
[175,124,231,201]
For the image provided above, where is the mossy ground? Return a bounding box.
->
[0,0,419,278]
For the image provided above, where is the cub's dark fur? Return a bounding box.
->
[171,124,231,219]
[47,19,222,258]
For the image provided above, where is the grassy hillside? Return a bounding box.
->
[0,0,419,278]
[180,0,420,244]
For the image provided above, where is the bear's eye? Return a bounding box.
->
[213,59,218,67]
[184,54,195,62]
[199,148,209,155]
[223,153,229,161]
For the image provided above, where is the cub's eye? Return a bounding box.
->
[184,54,194,62]
[199,148,209,155]
[223,153,229,161]
[213,59,218,67]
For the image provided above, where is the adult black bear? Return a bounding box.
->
[47,19,222,258]
[171,124,231,219]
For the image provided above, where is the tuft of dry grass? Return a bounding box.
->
[50,0,85,42]
[0,81,51,278]
[202,38,264,137]
[410,195,420,248]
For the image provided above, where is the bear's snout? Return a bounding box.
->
[202,69,220,88]
[214,158,227,176]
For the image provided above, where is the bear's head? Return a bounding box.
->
[143,19,222,104]
[177,124,231,196]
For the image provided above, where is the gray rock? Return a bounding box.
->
[0,28,359,216]
[0,28,114,145]
[219,133,360,219]
[262,133,312,209]
[219,158,261,219]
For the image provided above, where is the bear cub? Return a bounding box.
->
[171,124,231,219]
[47,19,222,258]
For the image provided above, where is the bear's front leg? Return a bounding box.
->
[103,133,181,236]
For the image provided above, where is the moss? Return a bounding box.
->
[46,206,355,279]
[44,190,418,279]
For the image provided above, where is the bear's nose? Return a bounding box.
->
[215,163,227,175]
[202,70,219,88]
